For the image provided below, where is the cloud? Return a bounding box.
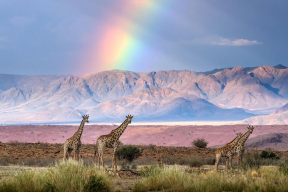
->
[193,36,262,46]
[213,38,262,46]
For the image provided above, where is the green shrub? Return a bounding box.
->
[43,182,57,192]
[131,164,137,170]
[192,138,208,148]
[188,157,203,167]
[260,150,269,158]
[116,145,142,164]
[279,162,288,175]
[260,150,278,159]
[205,157,216,165]
[84,176,109,192]
[242,151,261,170]
[241,150,282,170]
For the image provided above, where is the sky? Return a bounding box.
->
[0,0,287,75]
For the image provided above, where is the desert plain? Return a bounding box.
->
[0,124,287,150]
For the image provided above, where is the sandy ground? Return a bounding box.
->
[0,124,288,149]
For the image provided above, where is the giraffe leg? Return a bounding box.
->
[101,153,105,169]
[113,146,118,172]
[229,156,233,170]
[237,154,241,172]
[225,157,229,173]
[239,153,243,170]
[215,153,221,172]
[63,145,68,161]
[97,151,101,169]
[73,149,76,160]
[67,148,72,160]
[77,142,81,161]
[75,149,80,161]
[112,154,115,171]
[114,154,117,172]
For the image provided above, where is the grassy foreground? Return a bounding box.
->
[134,165,288,192]
[0,159,288,192]
[0,159,112,192]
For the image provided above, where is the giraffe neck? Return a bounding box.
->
[111,119,129,139]
[238,130,251,146]
[74,119,85,140]
[227,135,241,148]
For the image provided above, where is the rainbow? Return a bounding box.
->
[83,0,166,73]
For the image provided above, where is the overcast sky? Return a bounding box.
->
[0,0,287,75]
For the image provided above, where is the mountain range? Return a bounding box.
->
[0,64,288,124]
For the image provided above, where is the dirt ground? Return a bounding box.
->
[0,124,288,150]
[0,142,287,165]
[0,142,215,163]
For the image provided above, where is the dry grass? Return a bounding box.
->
[0,159,112,192]
[134,165,288,192]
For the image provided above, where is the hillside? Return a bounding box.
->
[242,102,288,125]
[246,133,288,150]
[0,65,288,123]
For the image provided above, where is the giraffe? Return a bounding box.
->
[63,115,89,161]
[215,132,243,172]
[94,115,133,172]
[229,125,254,171]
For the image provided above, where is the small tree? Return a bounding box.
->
[192,138,208,148]
[116,145,142,164]
[260,150,278,159]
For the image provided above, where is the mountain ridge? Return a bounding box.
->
[0,65,287,123]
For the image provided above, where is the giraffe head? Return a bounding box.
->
[82,115,89,123]
[247,125,254,133]
[126,115,133,124]
[236,132,243,139]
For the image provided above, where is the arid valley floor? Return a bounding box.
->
[0,124,288,191]
[0,124,288,150]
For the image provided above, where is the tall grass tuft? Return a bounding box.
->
[133,165,288,192]
[0,159,112,192]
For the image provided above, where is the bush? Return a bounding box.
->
[0,159,112,192]
[116,145,142,164]
[131,164,137,170]
[242,150,281,170]
[188,157,203,167]
[84,176,109,192]
[192,138,208,148]
[43,182,56,192]
[260,150,278,159]
[279,162,288,175]
[242,151,262,170]
[162,157,178,165]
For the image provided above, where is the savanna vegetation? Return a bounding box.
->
[0,142,288,192]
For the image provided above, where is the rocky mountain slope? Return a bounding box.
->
[242,102,288,125]
[0,65,288,123]
[246,133,288,150]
